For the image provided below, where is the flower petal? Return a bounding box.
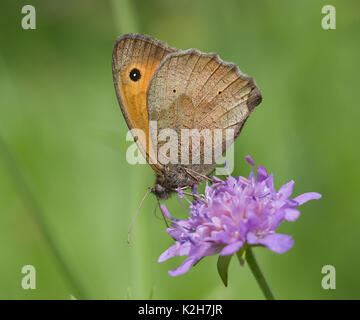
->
[277,180,294,200]
[265,173,275,195]
[158,244,178,262]
[245,211,262,232]
[245,155,255,166]
[158,242,192,262]
[212,230,230,244]
[266,209,286,230]
[220,241,244,256]
[258,233,294,254]
[284,208,300,221]
[177,187,185,199]
[160,204,171,219]
[294,192,322,205]
[257,165,268,182]
[246,232,261,245]
[168,256,199,276]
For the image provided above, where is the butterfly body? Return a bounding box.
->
[112,34,262,199]
[151,164,197,199]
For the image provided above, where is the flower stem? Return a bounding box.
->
[245,246,275,300]
[0,134,87,299]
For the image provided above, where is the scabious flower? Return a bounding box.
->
[158,156,322,276]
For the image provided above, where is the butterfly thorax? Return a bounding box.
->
[151,165,199,200]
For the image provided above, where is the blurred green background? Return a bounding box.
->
[0,0,359,299]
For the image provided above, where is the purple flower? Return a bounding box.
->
[158,156,322,276]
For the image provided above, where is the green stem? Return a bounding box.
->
[110,0,139,34]
[245,246,275,300]
[0,135,87,299]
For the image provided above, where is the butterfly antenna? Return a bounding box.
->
[127,187,151,244]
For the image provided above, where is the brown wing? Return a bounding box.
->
[112,33,177,173]
[147,49,262,175]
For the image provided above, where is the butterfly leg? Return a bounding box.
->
[183,168,201,183]
[184,167,215,183]
[153,199,162,220]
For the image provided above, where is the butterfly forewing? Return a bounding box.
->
[112,34,177,171]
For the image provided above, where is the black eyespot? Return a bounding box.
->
[173,89,176,93]
[129,68,141,81]
[218,91,222,95]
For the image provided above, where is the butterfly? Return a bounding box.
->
[112,33,262,200]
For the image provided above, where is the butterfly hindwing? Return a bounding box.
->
[147,49,262,175]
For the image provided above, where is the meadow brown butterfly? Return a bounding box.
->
[112,33,262,200]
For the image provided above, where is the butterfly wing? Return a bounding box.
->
[147,49,262,176]
[112,33,177,173]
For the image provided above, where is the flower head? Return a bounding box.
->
[159,156,322,276]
